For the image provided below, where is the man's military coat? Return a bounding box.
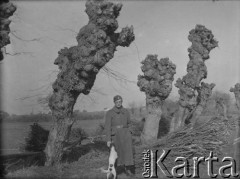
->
[104,106,134,166]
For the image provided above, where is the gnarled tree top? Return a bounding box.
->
[188,24,218,60]
[49,0,134,118]
[52,0,134,94]
[137,55,176,101]
[175,25,218,109]
[85,0,122,32]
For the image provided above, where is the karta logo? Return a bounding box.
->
[142,149,239,178]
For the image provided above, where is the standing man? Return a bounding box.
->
[104,95,135,176]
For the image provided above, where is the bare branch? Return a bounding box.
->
[11,31,43,42]
[28,82,53,92]
[15,93,44,101]
[2,47,35,57]
[10,31,70,46]
[102,65,137,84]
[5,51,35,57]
[54,25,78,35]
[91,87,107,96]
[133,41,141,63]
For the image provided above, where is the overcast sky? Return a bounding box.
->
[2,0,240,115]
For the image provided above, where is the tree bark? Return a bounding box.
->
[141,96,162,144]
[138,56,176,144]
[173,25,218,132]
[45,90,78,166]
[45,116,74,165]
[44,0,135,166]
[0,0,16,60]
[186,82,215,128]
[170,106,186,132]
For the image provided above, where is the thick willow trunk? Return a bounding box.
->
[169,116,176,133]
[186,82,215,128]
[137,56,176,144]
[187,105,204,128]
[222,103,228,119]
[141,96,162,144]
[45,91,78,166]
[169,106,186,132]
[45,116,75,165]
[44,0,134,166]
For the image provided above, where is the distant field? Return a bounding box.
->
[1,119,105,155]
[1,114,235,155]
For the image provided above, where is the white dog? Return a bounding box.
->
[101,143,118,179]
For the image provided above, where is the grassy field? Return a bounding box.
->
[1,119,104,155]
[3,114,239,179]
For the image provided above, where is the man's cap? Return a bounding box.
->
[113,95,123,102]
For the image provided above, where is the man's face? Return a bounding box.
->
[114,99,123,108]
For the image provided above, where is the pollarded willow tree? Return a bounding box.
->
[215,97,228,119]
[137,55,176,144]
[230,83,240,173]
[44,0,135,166]
[170,24,218,132]
[0,0,16,60]
[230,83,240,110]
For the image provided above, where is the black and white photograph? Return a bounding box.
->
[1,0,240,178]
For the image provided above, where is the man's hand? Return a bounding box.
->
[107,141,111,147]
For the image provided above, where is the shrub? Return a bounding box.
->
[23,123,49,152]
[92,122,105,136]
[22,123,88,152]
[69,127,88,143]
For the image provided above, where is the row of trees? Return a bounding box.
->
[138,24,218,144]
[2,0,239,169]
[128,89,236,117]
[1,89,233,123]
